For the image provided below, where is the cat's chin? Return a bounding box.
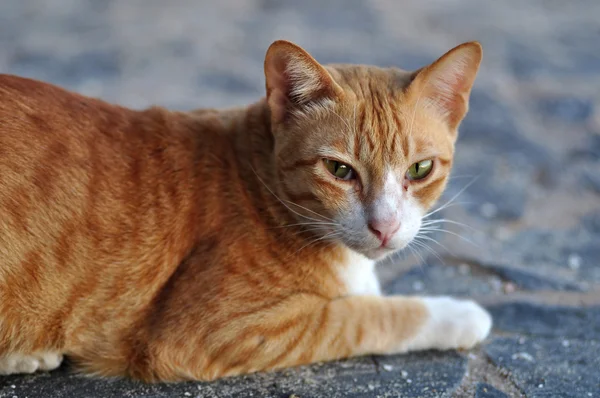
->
[359,246,398,261]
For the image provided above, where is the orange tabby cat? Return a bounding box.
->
[0,40,490,381]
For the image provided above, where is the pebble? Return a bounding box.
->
[368,384,375,391]
[184,393,191,397]
[406,379,412,384]
[382,364,394,371]
[512,352,534,362]
[401,370,409,378]
[538,384,544,388]
[503,282,517,293]
[562,340,571,347]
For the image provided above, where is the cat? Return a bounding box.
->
[0,39,491,381]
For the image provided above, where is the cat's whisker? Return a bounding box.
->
[331,108,353,134]
[448,174,477,181]
[251,167,328,224]
[421,218,478,233]
[285,225,330,234]
[378,253,393,268]
[404,243,431,282]
[423,175,480,219]
[424,201,474,218]
[406,240,427,268]
[284,200,336,223]
[352,103,357,136]
[418,227,479,248]
[269,221,338,230]
[277,224,338,239]
[413,233,453,256]
[288,231,342,259]
[406,243,430,275]
[411,238,445,266]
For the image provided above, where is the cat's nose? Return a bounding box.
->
[368,218,401,246]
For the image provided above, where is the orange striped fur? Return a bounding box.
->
[0,40,491,381]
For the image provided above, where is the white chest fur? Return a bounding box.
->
[337,250,381,296]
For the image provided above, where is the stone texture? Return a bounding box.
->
[481,263,584,292]
[0,0,599,397]
[488,302,600,339]
[384,262,506,297]
[486,337,599,398]
[475,383,509,398]
[0,352,467,398]
[485,303,600,397]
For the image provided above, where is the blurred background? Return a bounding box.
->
[0,1,599,396]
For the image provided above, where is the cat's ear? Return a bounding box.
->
[408,41,482,130]
[264,40,343,124]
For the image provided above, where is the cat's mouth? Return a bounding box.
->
[363,235,418,260]
[362,243,401,260]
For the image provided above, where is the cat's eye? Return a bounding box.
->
[323,159,355,180]
[407,159,433,181]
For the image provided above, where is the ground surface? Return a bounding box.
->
[0,0,599,397]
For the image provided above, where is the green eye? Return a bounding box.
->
[324,159,355,180]
[407,159,433,180]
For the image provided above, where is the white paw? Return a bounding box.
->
[0,352,63,375]
[404,297,492,352]
[37,352,64,371]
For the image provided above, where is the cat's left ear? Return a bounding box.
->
[408,42,482,131]
[264,40,343,124]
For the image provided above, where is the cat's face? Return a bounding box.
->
[265,41,482,260]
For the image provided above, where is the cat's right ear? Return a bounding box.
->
[264,40,343,124]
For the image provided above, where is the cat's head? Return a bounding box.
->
[264,40,482,260]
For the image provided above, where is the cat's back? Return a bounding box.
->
[0,75,213,351]
[0,74,139,146]
[0,74,126,114]
[0,74,206,272]
[0,74,145,244]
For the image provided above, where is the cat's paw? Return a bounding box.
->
[0,352,63,375]
[404,297,492,352]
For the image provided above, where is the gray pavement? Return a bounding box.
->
[0,1,599,397]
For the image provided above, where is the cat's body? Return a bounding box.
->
[0,41,491,381]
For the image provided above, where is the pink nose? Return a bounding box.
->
[368,218,401,246]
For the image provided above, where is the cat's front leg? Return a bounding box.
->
[193,294,491,380]
[323,295,492,355]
